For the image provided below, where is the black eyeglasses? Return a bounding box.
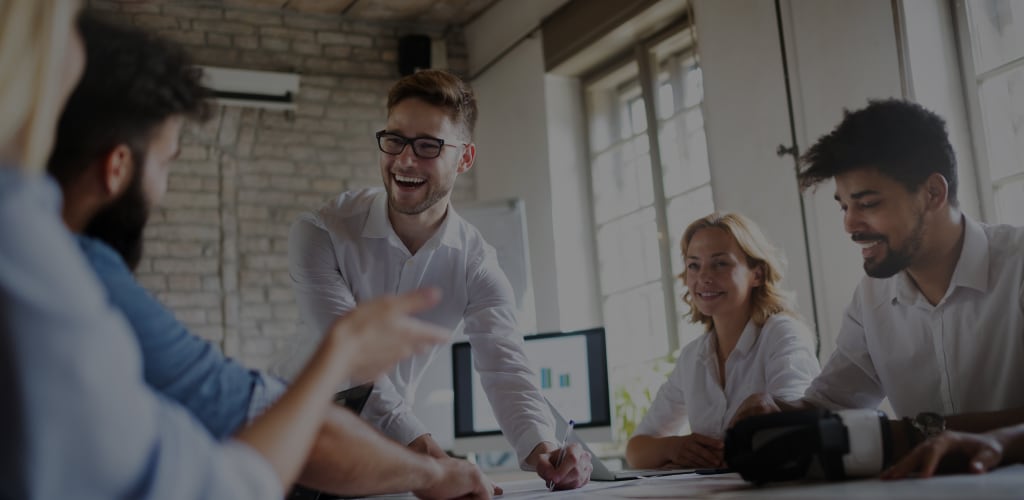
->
[375,130,462,159]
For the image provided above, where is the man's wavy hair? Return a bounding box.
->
[46,11,210,268]
[386,69,477,140]
[798,99,958,206]
[679,212,797,331]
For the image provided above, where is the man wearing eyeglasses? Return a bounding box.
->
[281,70,592,492]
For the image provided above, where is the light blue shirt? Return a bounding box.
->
[0,167,280,499]
[75,234,286,438]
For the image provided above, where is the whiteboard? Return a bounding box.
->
[456,198,537,334]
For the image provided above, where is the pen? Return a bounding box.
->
[546,419,575,491]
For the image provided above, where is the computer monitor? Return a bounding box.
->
[451,327,612,455]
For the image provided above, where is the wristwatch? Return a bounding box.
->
[909,412,946,445]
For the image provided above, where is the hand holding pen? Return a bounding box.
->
[546,420,575,490]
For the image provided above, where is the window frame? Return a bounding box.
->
[580,20,707,362]
[953,0,1024,223]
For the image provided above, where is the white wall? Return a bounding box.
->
[545,74,603,331]
[464,0,570,77]
[901,0,983,219]
[777,0,905,357]
[472,36,564,333]
[692,0,817,340]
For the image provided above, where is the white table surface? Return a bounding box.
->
[367,464,1024,499]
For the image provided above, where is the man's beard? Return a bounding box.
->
[860,214,925,279]
[84,176,150,272]
[385,174,453,216]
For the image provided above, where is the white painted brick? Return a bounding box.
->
[268,288,295,303]
[159,291,220,308]
[272,304,298,320]
[240,271,274,287]
[244,254,289,270]
[234,35,259,50]
[225,10,281,26]
[175,307,208,324]
[202,275,222,292]
[162,4,223,20]
[152,258,218,275]
[242,337,275,357]
[260,37,290,52]
[260,26,316,42]
[133,14,179,30]
[192,326,224,343]
[168,275,202,291]
[192,20,254,35]
[137,274,167,292]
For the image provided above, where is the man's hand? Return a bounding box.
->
[414,457,493,500]
[528,442,592,490]
[667,433,724,468]
[729,393,782,428]
[327,288,448,383]
[408,435,503,496]
[881,430,1003,479]
[408,434,449,459]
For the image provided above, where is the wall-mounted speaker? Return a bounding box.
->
[398,34,432,76]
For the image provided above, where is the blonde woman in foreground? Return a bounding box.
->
[626,212,820,469]
[0,1,488,498]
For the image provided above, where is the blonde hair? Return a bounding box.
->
[679,212,796,330]
[0,0,79,171]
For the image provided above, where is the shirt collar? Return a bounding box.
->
[361,190,463,251]
[949,215,989,293]
[701,318,758,362]
[74,233,126,266]
[732,319,760,356]
[889,214,989,305]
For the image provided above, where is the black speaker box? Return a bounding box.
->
[398,34,431,76]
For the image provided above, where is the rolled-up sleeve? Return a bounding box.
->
[247,373,288,421]
[464,248,557,464]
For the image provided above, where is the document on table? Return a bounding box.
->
[495,478,638,499]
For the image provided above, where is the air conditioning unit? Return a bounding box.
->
[200,66,300,111]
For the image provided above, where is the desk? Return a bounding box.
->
[370,464,1024,499]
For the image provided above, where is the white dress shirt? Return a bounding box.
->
[282,188,557,462]
[634,314,820,439]
[805,216,1024,417]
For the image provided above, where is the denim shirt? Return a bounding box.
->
[0,167,280,499]
[75,235,286,438]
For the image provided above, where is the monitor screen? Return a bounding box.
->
[452,327,611,439]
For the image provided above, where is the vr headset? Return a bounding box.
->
[725,408,892,484]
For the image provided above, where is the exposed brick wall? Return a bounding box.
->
[87,0,475,370]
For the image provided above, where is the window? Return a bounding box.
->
[584,27,713,389]
[958,0,1024,225]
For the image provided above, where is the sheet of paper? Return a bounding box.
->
[493,478,643,499]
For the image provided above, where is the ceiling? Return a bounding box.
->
[221,0,499,25]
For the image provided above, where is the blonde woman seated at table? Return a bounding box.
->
[626,213,821,469]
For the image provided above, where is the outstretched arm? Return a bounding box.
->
[235,290,448,491]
